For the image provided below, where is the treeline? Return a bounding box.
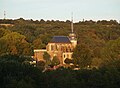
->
[0,55,120,88]
[0,18,120,87]
[0,18,120,68]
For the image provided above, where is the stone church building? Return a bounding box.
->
[33,19,77,65]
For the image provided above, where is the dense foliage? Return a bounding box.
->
[0,55,120,88]
[0,18,120,68]
[0,19,120,87]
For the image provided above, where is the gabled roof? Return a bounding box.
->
[49,36,71,43]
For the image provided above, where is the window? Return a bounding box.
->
[64,55,66,58]
[51,45,54,51]
[55,45,58,51]
[67,54,69,58]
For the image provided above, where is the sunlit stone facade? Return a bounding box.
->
[34,34,77,64]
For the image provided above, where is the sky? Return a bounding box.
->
[0,0,120,22]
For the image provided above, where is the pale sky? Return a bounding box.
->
[0,0,120,22]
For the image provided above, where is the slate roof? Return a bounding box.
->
[50,36,71,43]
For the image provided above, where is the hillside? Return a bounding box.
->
[0,18,120,68]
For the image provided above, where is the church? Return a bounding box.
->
[33,18,77,65]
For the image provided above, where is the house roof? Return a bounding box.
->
[49,36,71,43]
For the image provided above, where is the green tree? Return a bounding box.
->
[43,52,51,66]
[37,61,45,70]
[64,58,73,64]
[72,44,93,68]
[32,38,45,49]
[101,38,120,68]
[0,32,33,56]
[51,56,60,66]
[0,28,11,38]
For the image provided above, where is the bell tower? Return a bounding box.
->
[69,13,77,48]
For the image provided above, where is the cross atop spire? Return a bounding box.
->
[71,12,74,33]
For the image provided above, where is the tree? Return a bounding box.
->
[101,38,120,68]
[37,61,45,70]
[32,38,45,49]
[0,32,33,56]
[0,28,11,38]
[64,58,73,64]
[43,52,51,66]
[51,56,60,66]
[72,44,93,68]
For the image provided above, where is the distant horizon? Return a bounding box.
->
[1,0,120,22]
[0,17,119,23]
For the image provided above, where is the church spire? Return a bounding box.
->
[71,13,73,33]
[69,13,77,47]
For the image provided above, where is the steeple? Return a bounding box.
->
[69,13,77,48]
[71,13,73,33]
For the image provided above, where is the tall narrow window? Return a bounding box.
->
[64,55,66,58]
[51,45,53,51]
